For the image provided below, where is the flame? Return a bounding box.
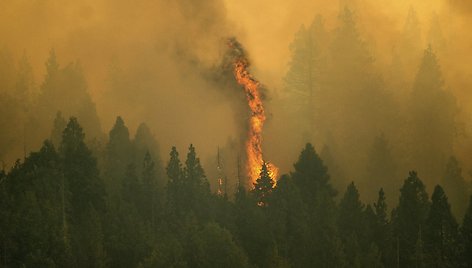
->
[229,39,278,186]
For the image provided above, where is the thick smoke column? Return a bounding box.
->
[227,38,278,186]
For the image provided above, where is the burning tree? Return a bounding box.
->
[227,38,278,187]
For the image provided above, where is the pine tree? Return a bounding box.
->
[183,144,211,220]
[442,156,468,219]
[105,116,133,196]
[284,15,327,140]
[60,117,106,267]
[292,143,335,206]
[338,182,365,239]
[324,6,395,180]
[398,7,423,82]
[134,123,163,183]
[166,146,184,216]
[142,151,159,228]
[252,162,274,207]
[392,171,430,267]
[461,195,472,267]
[184,144,208,193]
[428,12,446,52]
[187,223,249,268]
[50,111,67,148]
[364,134,397,203]
[409,46,456,183]
[0,141,71,267]
[338,182,366,265]
[424,185,459,267]
[268,174,308,266]
[373,188,393,266]
[291,143,339,266]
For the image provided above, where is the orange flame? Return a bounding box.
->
[230,41,278,187]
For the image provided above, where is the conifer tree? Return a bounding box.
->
[461,195,472,267]
[424,185,459,267]
[166,146,183,215]
[338,182,366,265]
[409,46,456,182]
[50,111,66,148]
[183,144,210,219]
[252,162,274,207]
[373,188,393,266]
[60,117,106,267]
[142,151,159,228]
[442,156,468,219]
[291,143,339,266]
[269,174,308,266]
[392,171,430,267]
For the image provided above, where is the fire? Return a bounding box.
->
[229,39,278,186]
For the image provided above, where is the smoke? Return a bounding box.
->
[0,0,240,163]
[448,0,472,14]
[1,0,472,199]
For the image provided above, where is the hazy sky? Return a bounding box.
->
[1,0,472,176]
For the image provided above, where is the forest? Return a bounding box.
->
[1,0,472,267]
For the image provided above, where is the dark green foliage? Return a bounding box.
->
[187,222,249,268]
[461,196,472,267]
[392,171,430,267]
[142,151,160,228]
[105,116,133,194]
[2,116,471,268]
[373,188,394,266]
[291,143,336,206]
[442,156,468,220]
[364,134,397,203]
[338,182,365,239]
[50,111,67,148]
[166,146,184,217]
[0,141,69,267]
[268,174,308,265]
[252,162,274,207]
[291,143,340,267]
[60,117,106,267]
[60,117,105,216]
[338,182,366,266]
[424,185,459,267]
[234,187,277,267]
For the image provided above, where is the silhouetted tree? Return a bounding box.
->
[60,117,106,267]
[424,185,459,267]
[268,174,309,266]
[166,146,184,217]
[364,134,397,203]
[461,196,472,267]
[338,182,366,265]
[50,111,66,148]
[392,171,430,267]
[105,116,132,196]
[252,162,274,207]
[373,188,394,266]
[291,143,340,267]
[442,156,468,219]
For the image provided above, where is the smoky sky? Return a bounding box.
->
[1,0,472,181]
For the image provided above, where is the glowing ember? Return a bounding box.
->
[228,39,278,186]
